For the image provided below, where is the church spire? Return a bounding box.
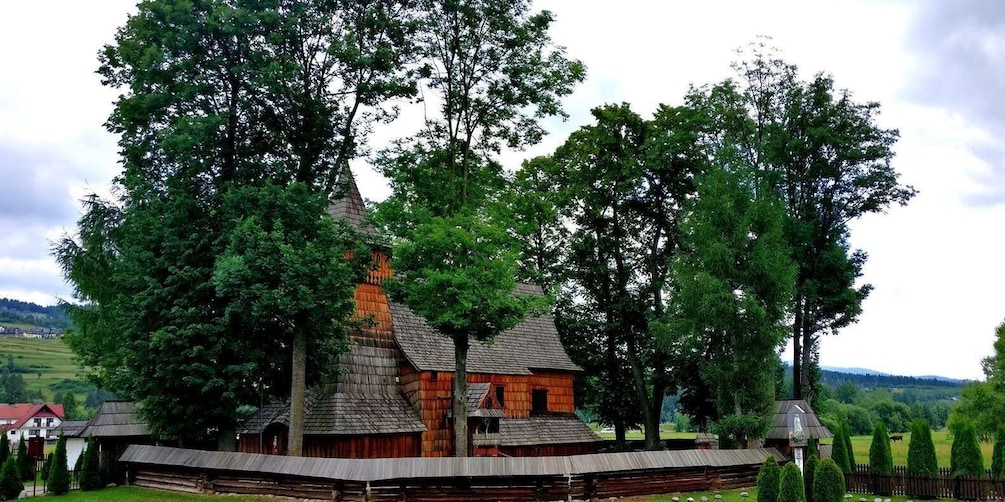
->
[328,164,377,237]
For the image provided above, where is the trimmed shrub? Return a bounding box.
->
[14,437,30,482]
[757,455,781,502]
[47,433,69,495]
[951,420,985,476]
[79,436,102,491]
[0,455,22,501]
[869,421,893,496]
[907,419,938,475]
[843,423,855,468]
[830,425,851,473]
[805,439,819,502]
[992,423,1005,477]
[779,462,806,502]
[813,458,846,502]
[40,453,53,483]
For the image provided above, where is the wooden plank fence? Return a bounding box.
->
[845,464,1005,500]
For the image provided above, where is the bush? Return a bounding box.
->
[843,423,856,468]
[46,433,69,495]
[0,455,22,501]
[779,461,806,502]
[757,455,781,502]
[907,419,938,475]
[14,437,30,482]
[992,423,1005,477]
[0,435,8,467]
[79,436,102,491]
[40,453,53,483]
[951,420,985,476]
[805,439,818,502]
[869,422,893,474]
[813,458,846,502]
[830,425,850,473]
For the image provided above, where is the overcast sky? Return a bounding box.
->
[1,1,1003,380]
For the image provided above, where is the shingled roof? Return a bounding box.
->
[80,401,151,438]
[499,415,602,446]
[390,285,580,375]
[328,165,378,238]
[765,399,832,440]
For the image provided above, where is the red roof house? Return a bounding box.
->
[0,403,65,442]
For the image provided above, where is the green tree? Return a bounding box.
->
[46,433,69,495]
[869,421,893,495]
[951,420,985,476]
[844,423,857,468]
[0,435,8,467]
[992,424,1005,477]
[79,436,101,491]
[376,0,582,457]
[757,456,781,502]
[950,321,1005,440]
[813,458,846,502]
[56,0,416,452]
[13,437,29,483]
[61,392,80,421]
[804,438,819,502]
[907,419,938,475]
[830,424,851,473]
[723,46,916,403]
[0,456,22,501]
[778,461,806,502]
[40,453,53,485]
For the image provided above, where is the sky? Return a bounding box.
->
[1,1,1003,380]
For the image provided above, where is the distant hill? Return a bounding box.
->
[818,368,968,388]
[820,365,891,376]
[0,298,71,329]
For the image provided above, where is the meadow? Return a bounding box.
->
[0,337,82,401]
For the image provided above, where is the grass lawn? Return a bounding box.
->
[828,430,993,470]
[0,337,82,402]
[43,486,269,501]
[631,487,953,502]
[592,423,698,441]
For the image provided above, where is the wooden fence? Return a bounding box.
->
[845,464,1005,500]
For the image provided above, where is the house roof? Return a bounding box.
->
[0,403,64,431]
[79,401,151,438]
[390,285,581,375]
[765,399,832,440]
[498,414,602,446]
[55,420,89,438]
[328,165,378,238]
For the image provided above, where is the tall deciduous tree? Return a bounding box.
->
[951,320,1005,440]
[376,0,583,457]
[55,0,416,451]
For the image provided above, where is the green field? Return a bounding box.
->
[0,337,83,401]
[839,430,993,470]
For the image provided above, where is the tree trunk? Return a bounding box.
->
[615,423,627,450]
[216,424,236,452]
[792,294,803,400]
[288,325,307,457]
[800,307,815,404]
[647,379,667,450]
[625,340,655,450]
[453,334,469,457]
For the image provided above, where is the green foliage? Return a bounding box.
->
[951,420,985,476]
[992,424,1005,477]
[40,453,52,484]
[79,436,102,491]
[950,321,1005,440]
[46,433,69,495]
[712,414,772,449]
[0,455,22,501]
[778,461,806,502]
[830,424,850,473]
[843,424,856,467]
[756,456,781,502]
[907,419,938,475]
[0,435,8,467]
[14,437,30,482]
[804,446,818,502]
[869,421,893,475]
[813,458,846,502]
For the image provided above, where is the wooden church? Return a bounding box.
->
[238,170,601,458]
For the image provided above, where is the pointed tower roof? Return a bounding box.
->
[329,164,378,238]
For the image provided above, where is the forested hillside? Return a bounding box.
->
[818,368,966,388]
[0,298,71,329]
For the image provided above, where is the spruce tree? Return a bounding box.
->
[907,419,938,475]
[757,456,781,502]
[991,423,1005,477]
[14,437,30,482]
[813,458,846,502]
[805,438,819,502]
[830,426,851,473]
[869,422,893,496]
[951,421,985,476]
[46,433,69,495]
[0,455,22,501]
[0,435,9,467]
[843,424,856,468]
[79,436,102,491]
[40,453,52,484]
[779,461,806,502]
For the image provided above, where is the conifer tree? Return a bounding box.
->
[830,426,851,473]
[46,433,69,495]
[843,423,856,468]
[40,453,52,484]
[813,458,846,502]
[14,437,30,482]
[805,438,819,502]
[907,419,938,475]
[991,424,1005,477]
[0,455,22,501]
[951,420,985,476]
[0,435,9,467]
[869,422,893,495]
[757,456,781,502]
[779,461,806,502]
[79,436,102,491]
